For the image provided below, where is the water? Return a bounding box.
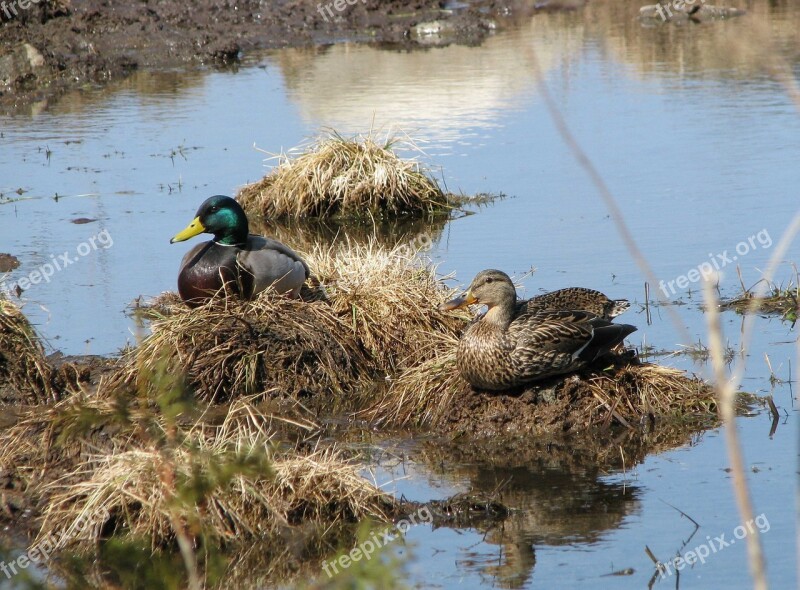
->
[0,1,798,587]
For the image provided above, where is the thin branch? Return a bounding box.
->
[702,278,767,590]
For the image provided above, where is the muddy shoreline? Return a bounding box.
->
[0,0,546,111]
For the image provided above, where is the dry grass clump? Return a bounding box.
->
[581,363,728,428]
[37,400,394,550]
[721,282,798,323]
[363,332,463,427]
[237,131,449,219]
[366,342,733,437]
[106,293,370,403]
[0,296,56,403]
[0,390,145,506]
[306,239,471,374]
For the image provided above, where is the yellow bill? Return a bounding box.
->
[170,217,205,243]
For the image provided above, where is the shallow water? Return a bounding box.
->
[1,0,798,587]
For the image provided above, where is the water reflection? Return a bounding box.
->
[267,17,583,146]
[249,213,451,256]
[403,424,707,588]
[589,0,800,79]
[265,0,800,148]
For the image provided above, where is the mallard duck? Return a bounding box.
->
[440,269,636,390]
[170,195,309,307]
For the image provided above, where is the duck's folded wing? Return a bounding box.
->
[508,310,611,380]
[237,236,310,298]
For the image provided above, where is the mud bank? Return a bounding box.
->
[0,0,549,110]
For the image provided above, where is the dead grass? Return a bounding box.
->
[0,296,56,403]
[721,280,799,323]
[237,131,449,219]
[36,398,394,550]
[107,293,371,404]
[306,239,471,374]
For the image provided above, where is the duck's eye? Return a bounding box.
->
[209,206,219,213]
[485,277,494,284]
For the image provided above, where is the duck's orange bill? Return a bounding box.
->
[438,291,477,311]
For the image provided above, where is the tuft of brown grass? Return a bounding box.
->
[363,332,463,428]
[582,363,729,426]
[106,293,371,404]
[721,281,799,323]
[0,296,56,404]
[37,399,394,550]
[237,131,449,219]
[305,239,471,374]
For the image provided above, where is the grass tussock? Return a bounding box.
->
[307,239,471,374]
[0,296,56,403]
[364,332,462,427]
[109,293,371,403]
[237,131,449,219]
[36,398,394,551]
[721,280,798,323]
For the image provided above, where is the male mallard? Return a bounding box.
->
[170,195,309,307]
[440,269,636,390]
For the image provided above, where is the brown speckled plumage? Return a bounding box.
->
[523,287,629,320]
[440,270,636,390]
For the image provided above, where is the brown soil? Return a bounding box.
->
[0,0,543,110]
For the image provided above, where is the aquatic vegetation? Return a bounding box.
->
[108,293,370,403]
[721,280,799,324]
[1,374,396,588]
[38,419,393,549]
[306,239,469,374]
[237,131,449,219]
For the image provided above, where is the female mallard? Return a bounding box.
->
[440,269,636,390]
[170,195,309,307]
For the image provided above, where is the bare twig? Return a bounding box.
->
[702,278,767,590]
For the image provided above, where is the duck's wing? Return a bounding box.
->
[508,310,635,380]
[237,236,310,299]
[524,288,629,319]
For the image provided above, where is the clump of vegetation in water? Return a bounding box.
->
[0,362,398,589]
[721,278,798,325]
[237,131,451,219]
